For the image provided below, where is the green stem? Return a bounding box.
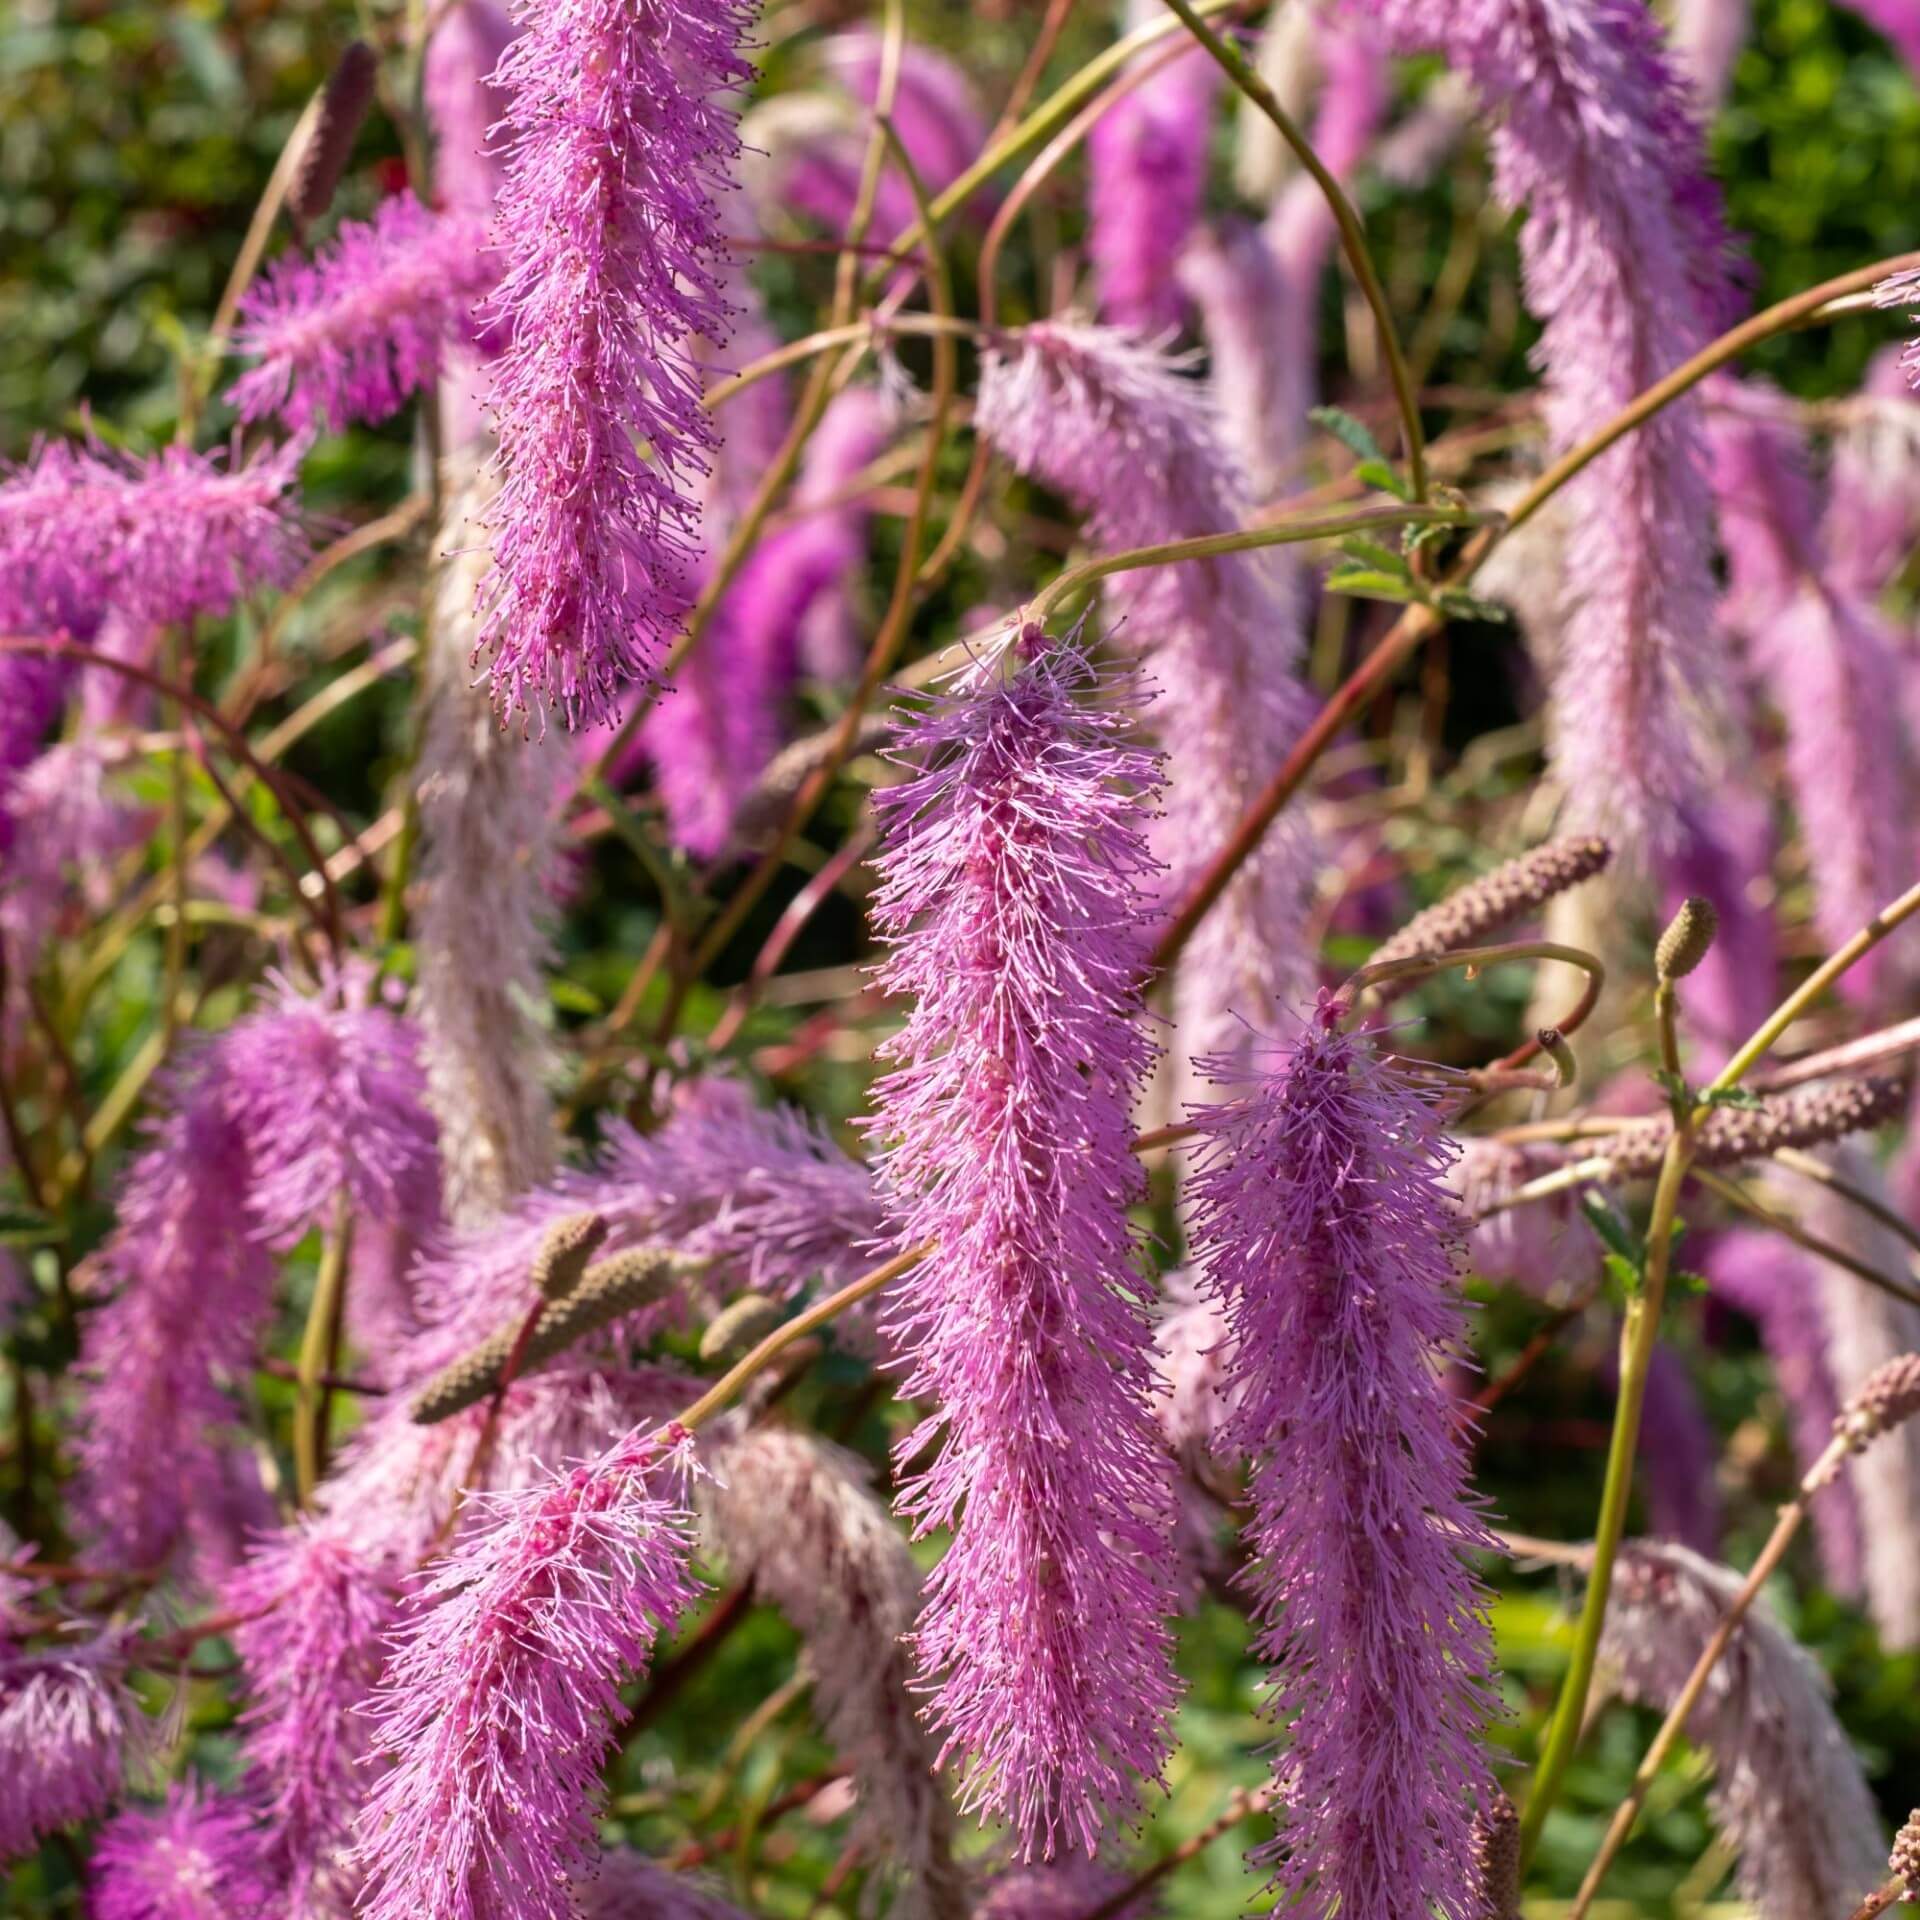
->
[1154,0,1428,500]
[294,1203,354,1505]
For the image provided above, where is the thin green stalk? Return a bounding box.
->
[294,1202,354,1505]
[161,629,189,1051]
[1155,0,1428,499]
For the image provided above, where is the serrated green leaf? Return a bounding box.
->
[1602,1251,1642,1301]
[550,979,605,1017]
[1354,457,1413,500]
[1337,536,1412,577]
[1325,565,1417,604]
[1308,404,1388,466]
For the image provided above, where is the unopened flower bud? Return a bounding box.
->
[288,41,379,227]
[1838,1352,1920,1452]
[1890,1806,1920,1892]
[530,1212,610,1301]
[699,1292,785,1364]
[1655,896,1718,982]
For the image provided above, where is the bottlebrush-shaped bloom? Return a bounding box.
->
[1599,1541,1885,1920]
[228,195,496,432]
[1827,344,1920,597]
[425,1,518,222]
[0,1635,141,1862]
[350,1427,704,1920]
[1088,36,1222,335]
[218,965,441,1243]
[823,30,995,222]
[1360,0,1738,852]
[475,0,754,727]
[1264,28,1387,291]
[0,438,306,638]
[90,1781,275,1920]
[1182,999,1498,1920]
[866,629,1181,1858]
[223,1520,402,1912]
[975,323,1316,1084]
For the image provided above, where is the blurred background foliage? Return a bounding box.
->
[4,0,1920,1914]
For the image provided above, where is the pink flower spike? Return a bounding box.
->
[1183,1001,1499,1920]
[476,0,755,728]
[350,1427,705,1920]
[228,196,497,432]
[867,627,1182,1858]
[0,1634,141,1863]
[89,1780,274,1920]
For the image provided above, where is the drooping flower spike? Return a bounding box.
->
[867,623,1182,1858]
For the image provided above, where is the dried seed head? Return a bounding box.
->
[1891,1807,1920,1892]
[288,42,379,226]
[699,1292,784,1364]
[1471,1788,1520,1920]
[1368,837,1614,998]
[1657,895,1719,982]
[1838,1353,1920,1452]
[531,1213,610,1301]
[1602,1075,1905,1179]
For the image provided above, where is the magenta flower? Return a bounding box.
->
[1183,998,1498,1920]
[228,195,496,432]
[1360,0,1738,851]
[424,1,519,222]
[0,1635,140,1863]
[866,628,1181,1858]
[475,0,754,727]
[1842,0,1920,72]
[1826,344,1920,597]
[823,30,995,221]
[89,1781,274,1920]
[351,1427,704,1920]
[1088,47,1222,335]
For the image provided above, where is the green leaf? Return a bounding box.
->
[0,1207,62,1247]
[1355,457,1413,501]
[1580,1190,1643,1264]
[1325,565,1417,605]
[1601,1250,1642,1303]
[1337,536,1412,578]
[1700,1085,1766,1111]
[1308,404,1388,466]
[1672,1268,1710,1296]
[1434,588,1512,623]
[550,979,605,1017]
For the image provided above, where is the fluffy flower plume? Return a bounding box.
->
[571,1854,760,1920]
[0,1635,141,1862]
[1599,1541,1885,1919]
[707,1428,966,1920]
[867,630,1181,1856]
[89,1782,274,1920]
[1088,40,1222,334]
[228,195,495,431]
[476,0,754,726]
[975,323,1316,1086]
[425,1,518,221]
[1362,0,1737,850]
[351,1428,704,1920]
[0,437,306,639]
[1183,1001,1498,1920]
[1826,345,1920,596]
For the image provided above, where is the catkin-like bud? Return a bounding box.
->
[532,1213,610,1301]
[1891,1807,1920,1891]
[699,1292,784,1364]
[1656,895,1719,982]
[409,1325,517,1425]
[1471,1789,1520,1920]
[1367,837,1613,997]
[1838,1353,1920,1452]
[288,42,379,226]
[1601,1075,1905,1179]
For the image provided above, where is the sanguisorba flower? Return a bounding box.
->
[1183,995,1498,1920]
[0,1633,143,1864]
[1359,0,1739,852]
[866,624,1181,1858]
[475,0,755,728]
[89,1780,275,1920]
[351,1426,704,1920]
[228,195,497,433]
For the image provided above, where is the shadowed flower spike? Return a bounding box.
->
[1183,998,1499,1920]
[866,626,1182,1858]
[351,1425,704,1920]
[823,30,996,223]
[90,1781,274,1920]
[228,195,496,432]
[1599,1541,1885,1920]
[0,1635,142,1863]
[1357,0,1738,852]
[425,1,519,222]
[571,1854,759,1920]
[475,0,755,727]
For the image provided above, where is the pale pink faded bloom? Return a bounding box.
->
[1183,1002,1498,1920]
[823,30,995,223]
[475,0,754,727]
[89,1780,275,1920]
[571,1853,758,1920]
[1446,1136,1589,1299]
[1826,345,1920,597]
[1264,29,1387,289]
[867,632,1181,1857]
[0,1634,141,1862]
[1362,0,1738,852]
[351,1428,704,1920]
[707,1428,966,1920]
[424,1,518,222]
[1670,0,1750,108]
[229,195,496,432]
[1600,1540,1885,1920]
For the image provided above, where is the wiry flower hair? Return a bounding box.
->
[1599,1541,1885,1919]
[228,195,496,432]
[867,627,1182,1856]
[476,0,754,726]
[0,1635,142,1863]
[1183,999,1498,1920]
[89,1781,275,1920]
[351,1427,704,1920]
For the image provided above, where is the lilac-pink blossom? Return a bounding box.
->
[1183,999,1498,1920]
[228,195,496,432]
[0,1635,140,1862]
[475,0,754,727]
[89,1781,274,1920]
[866,629,1181,1858]
[351,1428,704,1920]
[424,1,519,222]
